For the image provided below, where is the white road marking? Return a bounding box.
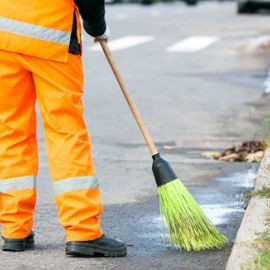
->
[88,36,155,52]
[115,13,129,20]
[166,36,220,52]
[151,10,161,17]
[175,9,186,14]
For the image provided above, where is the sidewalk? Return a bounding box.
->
[226,149,270,269]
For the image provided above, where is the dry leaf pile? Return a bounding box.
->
[202,140,267,162]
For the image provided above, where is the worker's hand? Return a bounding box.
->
[93,26,110,43]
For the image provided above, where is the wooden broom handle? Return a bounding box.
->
[99,40,158,156]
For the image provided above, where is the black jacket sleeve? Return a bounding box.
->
[74,0,106,37]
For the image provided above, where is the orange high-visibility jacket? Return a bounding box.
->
[0,0,75,62]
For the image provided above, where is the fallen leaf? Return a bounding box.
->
[244,151,264,163]
[201,151,221,158]
[163,145,177,150]
[218,153,241,162]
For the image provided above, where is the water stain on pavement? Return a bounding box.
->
[195,167,257,238]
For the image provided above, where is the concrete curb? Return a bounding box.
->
[226,149,270,270]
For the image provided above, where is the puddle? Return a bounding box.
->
[201,203,243,225]
[215,168,256,189]
[200,167,257,226]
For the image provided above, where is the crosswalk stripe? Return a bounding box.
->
[88,35,155,52]
[115,13,129,20]
[166,36,220,52]
[151,10,161,17]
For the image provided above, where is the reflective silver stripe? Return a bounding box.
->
[0,176,36,193]
[0,17,70,45]
[53,176,99,195]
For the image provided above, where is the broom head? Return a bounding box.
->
[152,153,228,251]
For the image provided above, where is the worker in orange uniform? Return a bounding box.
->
[0,0,127,257]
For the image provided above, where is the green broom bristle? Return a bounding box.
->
[158,179,228,251]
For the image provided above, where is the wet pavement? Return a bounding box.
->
[196,167,257,225]
[1,1,270,269]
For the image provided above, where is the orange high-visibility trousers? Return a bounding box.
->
[0,49,103,241]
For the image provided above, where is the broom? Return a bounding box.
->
[98,40,228,251]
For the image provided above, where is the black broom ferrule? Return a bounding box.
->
[152,153,178,187]
[152,153,161,161]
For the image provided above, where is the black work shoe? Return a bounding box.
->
[65,235,127,257]
[2,231,35,252]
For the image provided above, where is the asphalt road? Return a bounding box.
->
[1,1,270,269]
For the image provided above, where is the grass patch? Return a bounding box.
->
[241,212,270,270]
[241,226,270,269]
[244,186,270,201]
[253,186,270,199]
[252,230,270,270]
